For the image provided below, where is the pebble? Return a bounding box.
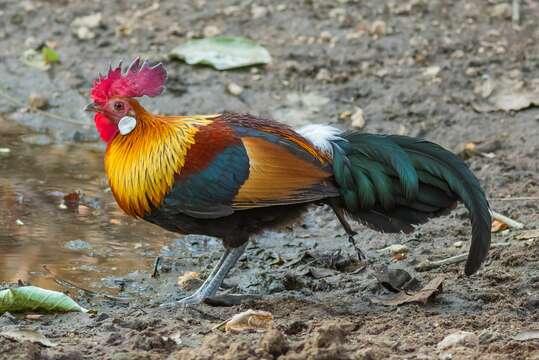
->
[15,219,24,225]
[65,239,93,250]
[74,27,95,40]
[437,331,479,351]
[202,25,220,37]
[315,68,331,82]
[71,13,102,40]
[227,82,243,96]
[71,13,102,29]
[490,3,512,19]
[453,241,464,248]
[28,94,48,110]
[251,5,268,19]
[423,66,441,77]
[350,107,366,129]
[0,148,11,154]
[370,20,386,36]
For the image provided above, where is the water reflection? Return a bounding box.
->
[0,117,184,293]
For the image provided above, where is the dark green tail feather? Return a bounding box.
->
[331,133,491,275]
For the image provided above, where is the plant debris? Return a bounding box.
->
[171,36,271,70]
[0,329,57,347]
[213,309,273,333]
[370,275,445,306]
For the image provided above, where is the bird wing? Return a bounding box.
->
[158,114,338,219]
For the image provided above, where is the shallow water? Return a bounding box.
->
[0,117,191,293]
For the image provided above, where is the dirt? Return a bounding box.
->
[0,0,538,359]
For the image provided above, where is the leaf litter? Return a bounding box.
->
[213,309,273,333]
[370,275,445,306]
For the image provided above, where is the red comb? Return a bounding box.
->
[91,58,167,105]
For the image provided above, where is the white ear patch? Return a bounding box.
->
[296,124,343,157]
[118,116,137,135]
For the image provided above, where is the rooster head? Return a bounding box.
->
[85,58,167,142]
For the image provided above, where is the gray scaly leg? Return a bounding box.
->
[178,243,247,305]
[328,202,368,261]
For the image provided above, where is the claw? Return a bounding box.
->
[348,235,368,262]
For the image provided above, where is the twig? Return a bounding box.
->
[490,210,525,229]
[489,196,539,201]
[42,265,132,303]
[151,256,162,278]
[0,88,86,126]
[42,265,97,295]
[415,242,512,272]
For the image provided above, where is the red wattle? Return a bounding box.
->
[94,113,118,143]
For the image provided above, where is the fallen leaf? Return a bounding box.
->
[214,309,273,333]
[370,275,445,306]
[472,77,539,112]
[42,46,60,65]
[177,272,202,291]
[0,286,88,313]
[491,219,509,233]
[0,329,57,347]
[437,331,479,350]
[512,330,539,341]
[515,229,539,241]
[377,244,409,255]
[374,268,419,293]
[171,36,271,70]
[22,49,49,70]
[63,192,80,209]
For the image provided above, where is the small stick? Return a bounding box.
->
[42,265,132,303]
[512,0,520,25]
[416,242,512,272]
[43,265,97,295]
[151,256,162,278]
[0,88,86,126]
[490,210,524,229]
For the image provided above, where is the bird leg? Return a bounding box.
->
[329,203,368,261]
[178,243,247,305]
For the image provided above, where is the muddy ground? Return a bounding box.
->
[1,0,538,359]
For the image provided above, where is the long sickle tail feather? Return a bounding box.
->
[331,133,491,275]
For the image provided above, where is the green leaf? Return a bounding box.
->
[171,36,271,70]
[0,286,88,314]
[42,46,60,64]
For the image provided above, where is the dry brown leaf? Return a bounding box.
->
[0,329,57,347]
[177,272,202,291]
[472,77,539,112]
[491,219,509,233]
[370,275,445,306]
[392,252,408,261]
[214,309,273,333]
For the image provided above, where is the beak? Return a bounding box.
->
[84,103,99,112]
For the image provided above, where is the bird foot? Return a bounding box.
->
[177,292,206,306]
[348,235,368,262]
[158,292,207,309]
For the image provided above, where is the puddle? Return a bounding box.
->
[0,118,193,294]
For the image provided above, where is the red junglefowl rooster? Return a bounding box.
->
[85,59,491,305]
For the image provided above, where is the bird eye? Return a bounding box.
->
[113,101,124,112]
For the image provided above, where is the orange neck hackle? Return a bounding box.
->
[104,100,215,217]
